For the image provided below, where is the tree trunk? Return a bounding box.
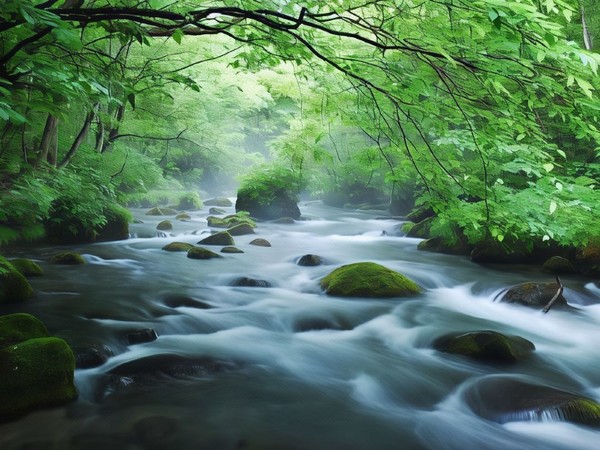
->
[58,104,98,168]
[47,119,58,166]
[101,103,126,153]
[36,114,58,166]
[582,6,593,51]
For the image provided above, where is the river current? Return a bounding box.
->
[1,201,599,450]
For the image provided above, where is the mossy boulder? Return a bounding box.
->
[236,186,301,220]
[209,207,227,215]
[0,313,49,348]
[418,237,472,255]
[156,220,173,231]
[320,262,422,298]
[96,204,131,242]
[0,256,34,303]
[297,254,324,266]
[0,336,77,422]
[162,242,195,252]
[175,213,191,221]
[208,213,256,229]
[498,282,568,309]
[542,256,577,274]
[146,207,178,216]
[204,197,233,207]
[197,231,234,246]
[405,217,433,239]
[575,243,600,276]
[50,252,86,265]
[176,192,203,211]
[221,246,244,254]
[434,330,535,363]
[249,238,271,247]
[187,247,223,260]
[9,258,43,277]
[227,223,256,236]
[464,377,600,426]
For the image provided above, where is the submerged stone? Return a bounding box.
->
[73,344,113,369]
[187,247,223,260]
[209,207,227,215]
[433,330,535,363]
[227,223,256,236]
[465,377,600,426]
[297,254,324,266]
[175,213,191,221]
[498,282,568,309]
[221,246,244,254]
[9,258,43,277]
[320,262,422,298]
[156,220,173,231]
[145,207,178,216]
[162,242,194,252]
[197,231,234,246]
[249,238,271,247]
[50,252,86,265]
[0,337,77,422]
[542,256,577,274]
[204,197,233,207]
[229,277,271,288]
[0,256,34,303]
[127,329,158,345]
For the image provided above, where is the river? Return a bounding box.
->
[1,201,599,450]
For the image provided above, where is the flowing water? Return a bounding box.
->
[1,201,600,450]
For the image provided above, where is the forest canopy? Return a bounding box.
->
[0,0,599,250]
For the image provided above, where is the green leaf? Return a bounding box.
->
[172,29,184,45]
[549,201,557,215]
[127,93,136,110]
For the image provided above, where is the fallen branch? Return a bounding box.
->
[542,275,564,314]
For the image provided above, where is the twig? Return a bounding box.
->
[542,275,564,314]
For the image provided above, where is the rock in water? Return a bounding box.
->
[156,220,173,231]
[433,330,535,363]
[197,231,235,246]
[0,313,49,348]
[320,262,422,298]
[187,247,223,260]
[227,223,256,236]
[8,258,43,277]
[50,252,86,265]
[0,256,34,303]
[162,242,194,252]
[542,256,577,274]
[235,187,300,220]
[127,329,158,345]
[249,238,271,247]
[465,376,600,426]
[204,197,233,207]
[229,277,271,287]
[498,282,568,309]
[297,254,324,266]
[145,207,178,216]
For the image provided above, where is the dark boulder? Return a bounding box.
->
[405,217,433,239]
[229,277,271,288]
[465,377,600,426]
[498,282,568,309]
[236,187,300,220]
[127,329,158,345]
[73,344,113,369]
[50,251,86,265]
[197,231,234,246]
[575,243,600,276]
[297,254,324,266]
[162,295,213,309]
[249,238,271,247]
[433,330,535,363]
[156,220,173,231]
[9,258,43,277]
[270,217,296,224]
[542,256,577,274]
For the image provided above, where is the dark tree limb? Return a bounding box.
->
[542,276,564,314]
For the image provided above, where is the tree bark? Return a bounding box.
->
[101,104,126,153]
[582,6,593,51]
[36,114,59,166]
[58,104,98,168]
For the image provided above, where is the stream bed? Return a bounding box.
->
[1,201,599,450]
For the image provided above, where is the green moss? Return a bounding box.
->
[207,212,256,229]
[0,337,77,422]
[197,231,234,246]
[227,223,256,236]
[176,192,203,210]
[221,246,244,254]
[50,252,86,265]
[176,213,191,221]
[0,256,34,303]
[146,207,178,216]
[320,262,422,298]
[187,247,223,260]
[0,313,49,349]
[9,258,43,277]
[97,203,132,241]
[434,331,535,363]
[162,242,195,252]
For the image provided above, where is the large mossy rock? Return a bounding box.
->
[9,258,43,277]
[575,243,600,276]
[0,313,49,348]
[498,282,568,309]
[320,262,422,298]
[156,220,173,231]
[176,192,202,211]
[0,313,77,422]
[542,256,577,274]
[162,242,195,252]
[146,207,178,216]
[405,217,433,239]
[204,197,233,207]
[50,251,86,265]
[207,213,256,229]
[236,187,300,220]
[434,330,535,363]
[197,231,234,246]
[227,223,256,236]
[187,247,223,260]
[417,237,472,255]
[96,204,131,241]
[464,377,600,426]
[0,256,34,303]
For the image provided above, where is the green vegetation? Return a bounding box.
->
[0,1,598,252]
[321,262,422,298]
[0,256,33,303]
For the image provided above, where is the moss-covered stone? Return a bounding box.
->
[50,252,86,265]
[187,247,223,260]
[156,220,173,231]
[499,282,568,309]
[542,256,577,274]
[0,337,77,422]
[227,223,256,236]
[236,186,300,220]
[221,246,244,254]
[417,237,472,255]
[197,231,234,246]
[145,207,178,216]
[0,256,34,303]
[209,207,227,215]
[9,258,44,277]
[176,192,203,210]
[249,238,271,247]
[162,242,195,252]
[575,243,600,276]
[0,313,49,349]
[434,330,535,363]
[297,254,323,266]
[320,262,422,298]
[97,203,131,242]
[175,213,191,221]
[204,197,233,207]
[406,217,433,239]
[465,377,600,426]
[207,213,256,229]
